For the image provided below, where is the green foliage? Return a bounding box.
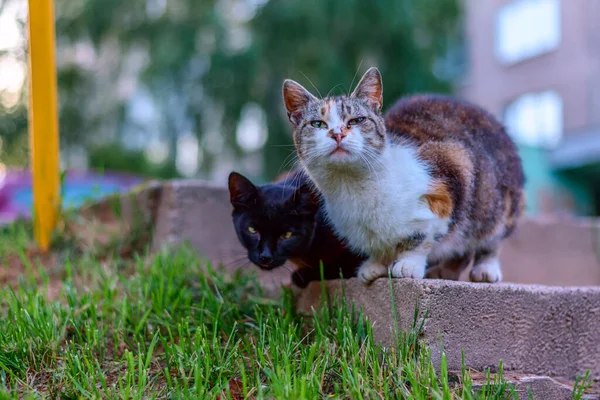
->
[0,0,462,178]
[88,143,180,179]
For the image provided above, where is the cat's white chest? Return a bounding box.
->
[326,184,420,254]
[321,147,437,257]
[325,188,395,252]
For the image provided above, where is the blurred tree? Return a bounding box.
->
[88,142,180,178]
[53,0,218,173]
[1,0,462,179]
[0,0,28,166]
[204,0,463,179]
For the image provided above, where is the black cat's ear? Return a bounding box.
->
[228,172,258,207]
[292,184,320,216]
[282,79,317,126]
[350,67,383,112]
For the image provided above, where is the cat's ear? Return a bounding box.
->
[283,79,317,126]
[228,172,258,207]
[350,67,383,112]
[292,183,320,216]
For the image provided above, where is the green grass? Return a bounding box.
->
[0,223,591,399]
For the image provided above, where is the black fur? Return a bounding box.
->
[228,171,365,288]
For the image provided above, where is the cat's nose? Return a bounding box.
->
[329,129,347,144]
[259,255,273,266]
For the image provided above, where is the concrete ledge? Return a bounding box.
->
[452,372,595,400]
[296,278,600,381]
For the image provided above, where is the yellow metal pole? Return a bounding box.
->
[27,0,60,251]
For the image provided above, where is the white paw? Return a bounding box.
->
[470,259,502,283]
[390,254,427,279]
[357,260,388,284]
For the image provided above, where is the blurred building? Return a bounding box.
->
[459,0,600,216]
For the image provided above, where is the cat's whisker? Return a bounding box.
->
[279,168,303,197]
[326,83,346,98]
[218,249,246,257]
[284,160,310,193]
[299,70,323,99]
[283,264,295,275]
[277,152,300,176]
[359,153,378,179]
[348,59,365,96]
[282,156,301,174]
[223,257,252,269]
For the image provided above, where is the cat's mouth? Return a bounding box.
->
[251,259,286,270]
[329,146,351,157]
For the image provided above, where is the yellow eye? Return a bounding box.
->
[310,120,328,129]
[248,226,257,234]
[281,232,293,239]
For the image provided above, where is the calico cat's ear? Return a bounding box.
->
[228,172,258,207]
[292,184,320,216]
[282,79,317,126]
[350,67,383,112]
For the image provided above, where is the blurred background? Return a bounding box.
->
[0,0,598,220]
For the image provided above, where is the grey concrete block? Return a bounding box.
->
[296,278,600,381]
[453,372,594,400]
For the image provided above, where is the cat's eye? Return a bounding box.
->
[281,232,293,239]
[348,117,366,126]
[310,120,328,129]
[248,226,258,234]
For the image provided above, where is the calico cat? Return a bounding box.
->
[228,170,365,287]
[282,67,524,284]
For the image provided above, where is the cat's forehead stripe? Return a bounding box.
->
[328,100,343,128]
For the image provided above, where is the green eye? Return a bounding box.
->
[281,232,293,239]
[310,120,328,129]
[248,226,257,234]
[348,117,366,125]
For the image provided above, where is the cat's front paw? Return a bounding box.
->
[390,254,427,279]
[357,260,388,284]
[470,259,502,283]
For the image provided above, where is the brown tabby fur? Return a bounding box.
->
[385,95,525,279]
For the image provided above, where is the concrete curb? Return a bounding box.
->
[451,371,595,400]
[296,278,600,381]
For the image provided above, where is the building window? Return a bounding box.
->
[496,0,561,64]
[504,91,563,148]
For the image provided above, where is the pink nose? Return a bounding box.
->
[329,127,347,144]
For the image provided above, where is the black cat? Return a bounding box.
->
[228,170,365,288]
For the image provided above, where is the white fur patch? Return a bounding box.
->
[357,259,388,283]
[470,258,502,283]
[327,103,344,132]
[307,143,448,258]
[390,252,428,279]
